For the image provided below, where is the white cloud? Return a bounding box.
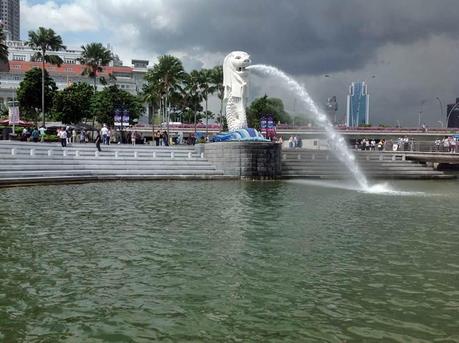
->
[21,0,98,33]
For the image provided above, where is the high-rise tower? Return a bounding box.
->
[346,81,369,127]
[0,0,20,41]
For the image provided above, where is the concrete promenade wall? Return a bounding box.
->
[197,141,282,179]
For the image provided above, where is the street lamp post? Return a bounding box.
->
[436,97,444,126]
[418,100,426,127]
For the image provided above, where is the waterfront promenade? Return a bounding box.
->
[0,141,227,187]
[0,141,456,186]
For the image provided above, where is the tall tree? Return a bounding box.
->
[246,95,291,128]
[210,65,224,130]
[183,71,203,131]
[198,68,217,137]
[142,81,162,137]
[145,55,185,134]
[26,27,65,127]
[78,42,113,94]
[78,42,113,135]
[16,68,57,126]
[0,27,8,63]
[90,85,143,126]
[52,82,95,124]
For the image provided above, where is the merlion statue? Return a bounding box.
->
[223,51,251,131]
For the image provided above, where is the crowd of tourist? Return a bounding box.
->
[434,136,458,153]
[355,138,386,151]
[287,136,303,148]
[11,125,459,155]
[20,126,46,142]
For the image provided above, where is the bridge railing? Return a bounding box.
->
[355,140,456,153]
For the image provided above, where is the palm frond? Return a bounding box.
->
[44,54,64,67]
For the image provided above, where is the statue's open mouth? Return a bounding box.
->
[238,67,246,72]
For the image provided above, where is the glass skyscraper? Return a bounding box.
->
[346,81,369,127]
[0,0,20,41]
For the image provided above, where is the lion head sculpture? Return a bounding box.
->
[223,51,251,100]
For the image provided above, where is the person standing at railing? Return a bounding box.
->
[31,128,39,143]
[107,128,111,145]
[66,126,71,145]
[39,126,46,143]
[162,131,169,146]
[434,139,441,152]
[154,130,161,146]
[79,130,86,143]
[131,131,137,146]
[450,137,456,153]
[443,137,450,152]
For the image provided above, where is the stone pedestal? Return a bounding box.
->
[198,141,282,179]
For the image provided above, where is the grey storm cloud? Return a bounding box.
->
[93,0,459,126]
[97,0,459,75]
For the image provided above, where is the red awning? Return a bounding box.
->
[0,119,34,127]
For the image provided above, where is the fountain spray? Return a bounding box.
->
[248,64,369,190]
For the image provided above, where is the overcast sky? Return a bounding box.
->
[21,0,459,127]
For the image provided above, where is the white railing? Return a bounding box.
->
[4,147,205,160]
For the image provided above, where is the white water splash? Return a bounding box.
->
[287,180,427,196]
[248,64,369,190]
[362,183,426,196]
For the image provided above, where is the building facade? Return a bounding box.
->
[447,98,459,128]
[346,81,369,127]
[0,0,20,41]
[0,40,149,104]
[325,96,338,124]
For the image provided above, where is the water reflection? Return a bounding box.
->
[0,180,459,341]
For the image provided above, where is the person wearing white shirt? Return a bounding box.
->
[101,124,109,145]
[59,128,67,147]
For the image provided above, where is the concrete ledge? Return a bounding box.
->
[0,174,238,188]
[198,141,282,179]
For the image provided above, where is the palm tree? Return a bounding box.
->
[26,27,66,127]
[78,43,113,136]
[78,42,113,93]
[197,69,217,137]
[0,27,8,63]
[142,82,162,137]
[210,65,224,130]
[147,55,185,135]
[183,70,203,133]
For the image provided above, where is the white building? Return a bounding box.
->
[0,40,149,107]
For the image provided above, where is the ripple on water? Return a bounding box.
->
[0,180,459,341]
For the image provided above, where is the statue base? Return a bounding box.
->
[210,128,269,142]
[196,140,282,179]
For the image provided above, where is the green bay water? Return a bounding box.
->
[1,180,459,342]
